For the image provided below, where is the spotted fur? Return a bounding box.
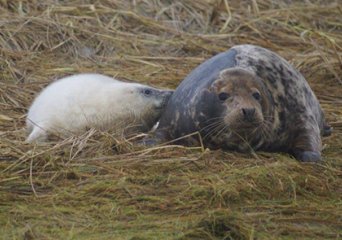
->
[152,44,331,162]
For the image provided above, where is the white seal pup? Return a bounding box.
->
[26,73,173,143]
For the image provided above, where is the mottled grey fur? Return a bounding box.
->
[150,44,331,162]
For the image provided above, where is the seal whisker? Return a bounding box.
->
[201,118,227,137]
[259,121,273,140]
[203,116,225,123]
[202,121,227,140]
[202,123,225,139]
[209,123,230,140]
[201,120,224,132]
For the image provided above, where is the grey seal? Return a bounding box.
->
[151,44,331,162]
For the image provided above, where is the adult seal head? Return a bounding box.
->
[151,44,331,162]
[26,73,173,143]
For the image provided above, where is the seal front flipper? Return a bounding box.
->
[140,126,170,147]
[291,127,322,162]
[292,150,321,162]
[26,126,48,143]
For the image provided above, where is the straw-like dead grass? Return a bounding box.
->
[0,0,341,239]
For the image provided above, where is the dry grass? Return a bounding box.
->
[0,0,341,239]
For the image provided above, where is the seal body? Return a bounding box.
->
[154,44,331,162]
[26,73,173,143]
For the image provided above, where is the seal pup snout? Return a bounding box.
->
[138,87,173,109]
[160,90,174,108]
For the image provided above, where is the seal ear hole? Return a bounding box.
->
[218,92,230,101]
[252,91,261,101]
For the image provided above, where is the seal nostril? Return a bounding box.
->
[242,108,256,121]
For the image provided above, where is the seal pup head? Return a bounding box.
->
[206,68,272,151]
[125,84,173,132]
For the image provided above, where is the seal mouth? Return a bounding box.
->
[234,120,260,129]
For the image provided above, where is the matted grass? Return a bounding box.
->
[0,0,341,239]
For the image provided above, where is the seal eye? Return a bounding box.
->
[144,89,152,96]
[252,92,261,101]
[218,92,230,101]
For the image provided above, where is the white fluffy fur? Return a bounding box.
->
[26,73,166,143]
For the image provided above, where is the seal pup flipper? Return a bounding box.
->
[26,127,48,143]
[291,127,322,162]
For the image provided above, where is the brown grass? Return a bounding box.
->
[0,0,341,239]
